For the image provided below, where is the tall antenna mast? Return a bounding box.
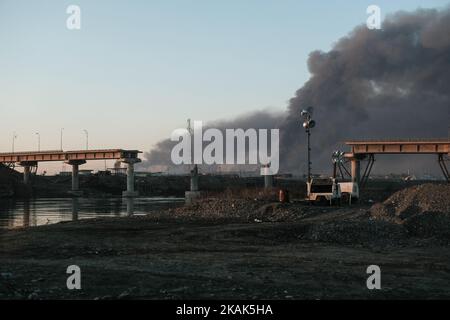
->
[186,118,199,192]
[187,118,193,136]
[186,118,195,170]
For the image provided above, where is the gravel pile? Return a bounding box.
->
[165,200,408,245]
[370,183,450,238]
[154,183,450,245]
[168,198,264,221]
[165,198,307,222]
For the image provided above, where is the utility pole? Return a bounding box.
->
[187,118,198,191]
[307,126,311,182]
[187,119,195,172]
[301,109,316,183]
[185,118,201,205]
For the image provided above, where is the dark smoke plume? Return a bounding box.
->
[139,110,284,174]
[141,7,450,177]
[282,7,450,175]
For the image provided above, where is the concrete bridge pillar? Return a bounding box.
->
[72,163,80,191]
[185,165,201,205]
[351,158,361,184]
[264,174,274,189]
[190,165,199,192]
[19,161,37,185]
[262,165,274,189]
[122,158,141,197]
[65,160,86,195]
[23,166,31,185]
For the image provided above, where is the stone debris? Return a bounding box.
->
[370,184,450,238]
[153,183,450,245]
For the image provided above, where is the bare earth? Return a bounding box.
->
[1,199,450,300]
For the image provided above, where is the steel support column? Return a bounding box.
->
[438,154,449,182]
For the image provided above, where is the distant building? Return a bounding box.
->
[109,167,127,176]
[136,171,151,178]
[79,169,93,176]
[58,169,93,176]
[97,170,111,176]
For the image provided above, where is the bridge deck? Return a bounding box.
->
[0,149,141,163]
[345,139,450,155]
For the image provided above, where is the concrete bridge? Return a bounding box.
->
[0,149,142,196]
[344,139,450,184]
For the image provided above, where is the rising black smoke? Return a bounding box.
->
[141,7,450,177]
[139,110,285,174]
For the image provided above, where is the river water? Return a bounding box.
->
[0,197,184,229]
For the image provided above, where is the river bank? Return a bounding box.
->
[1,185,450,300]
[0,167,304,199]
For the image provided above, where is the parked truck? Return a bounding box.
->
[306,178,341,205]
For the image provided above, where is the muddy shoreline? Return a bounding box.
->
[1,197,449,299]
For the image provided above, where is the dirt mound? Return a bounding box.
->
[165,198,305,222]
[370,183,450,238]
[154,183,450,245]
[168,198,264,221]
[161,200,408,246]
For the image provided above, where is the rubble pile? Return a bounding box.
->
[155,183,450,244]
[166,198,311,222]
[370,183,450,238]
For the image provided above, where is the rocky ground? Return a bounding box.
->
[1,183,449,300]
[370,184,450,238]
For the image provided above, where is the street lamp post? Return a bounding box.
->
[12,132,18,153]
[35,132,41,152]
[83,129,89,150]
[60,128,64,151]
[301,109,316,183]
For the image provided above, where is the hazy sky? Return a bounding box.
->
[0,0,447,173]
